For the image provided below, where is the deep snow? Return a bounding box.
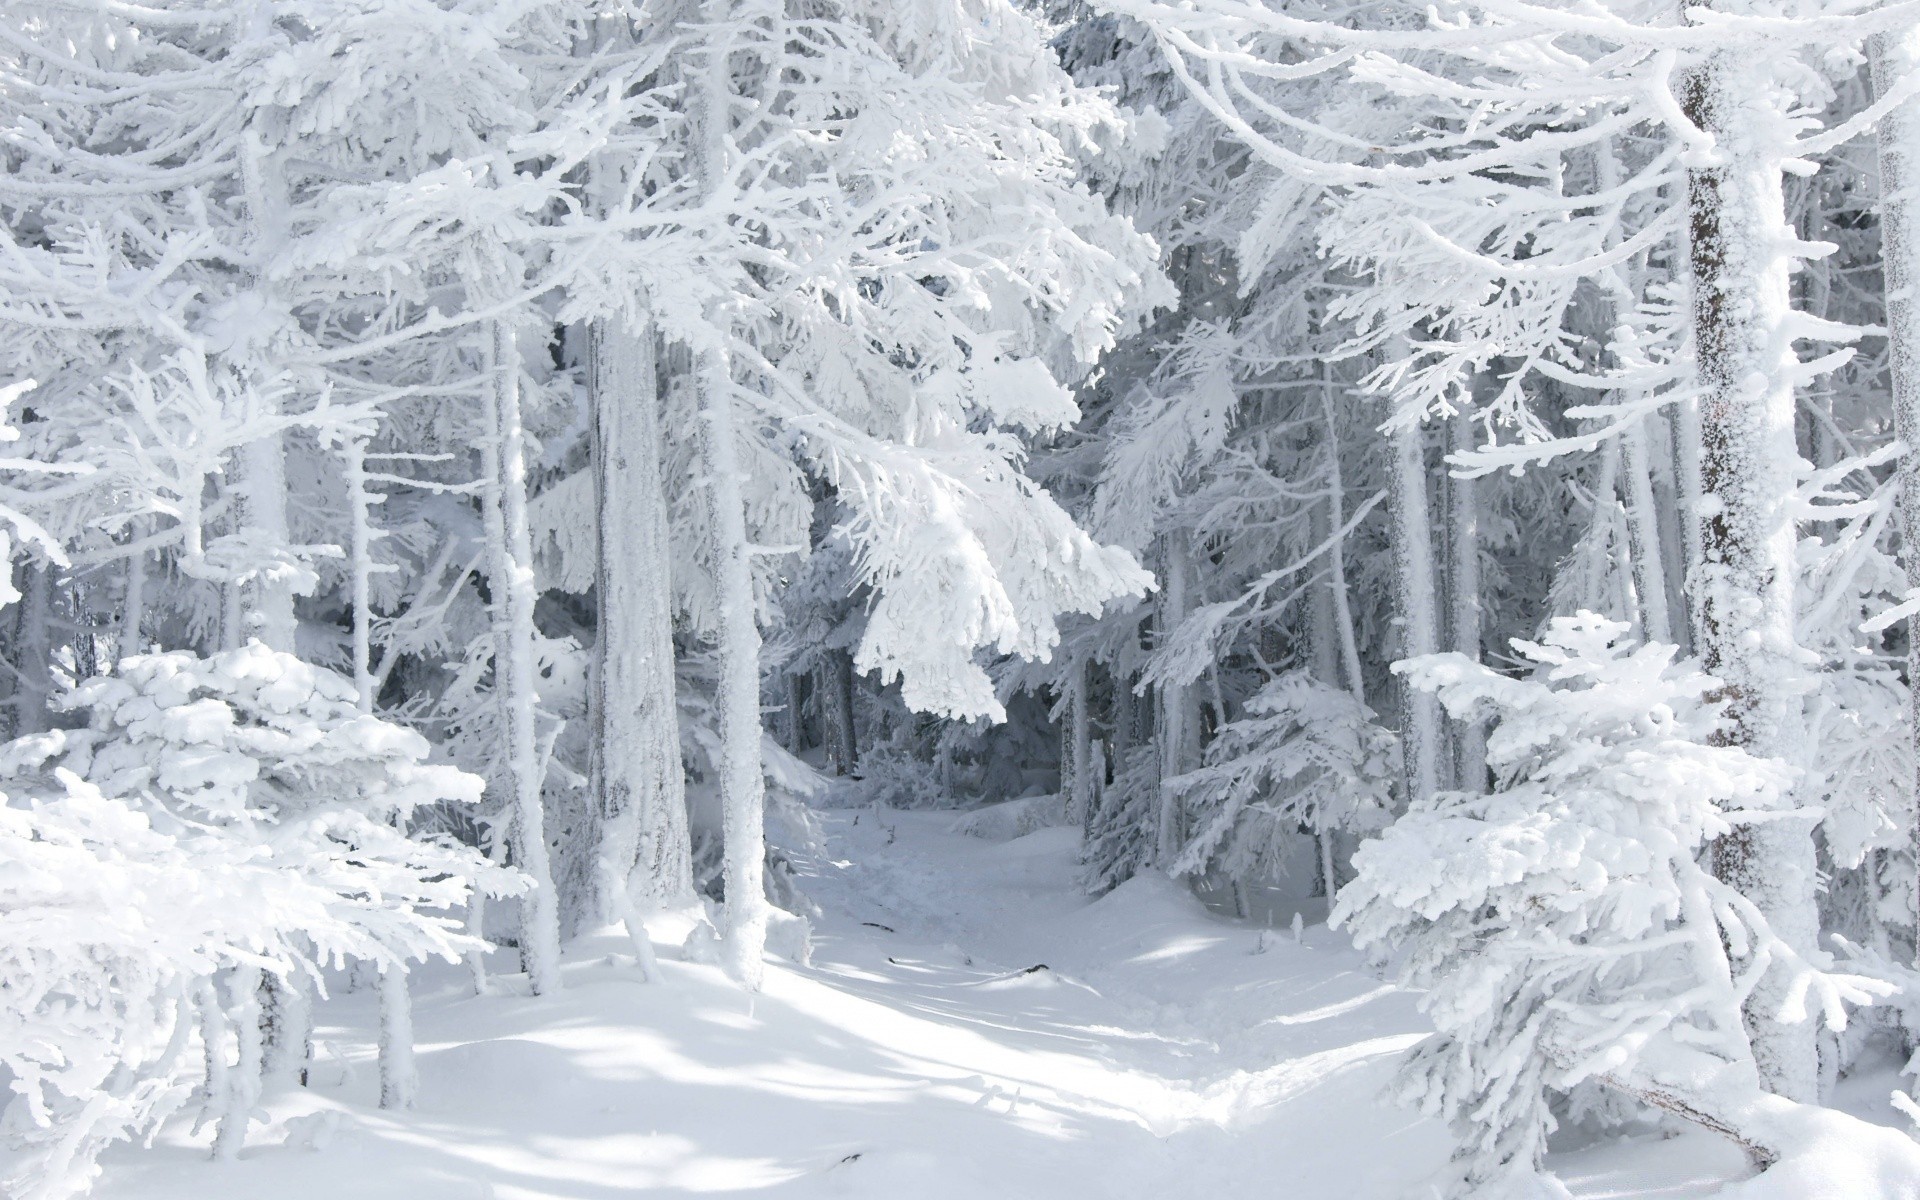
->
[80,806,1889,1199]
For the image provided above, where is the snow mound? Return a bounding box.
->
[1721,1100,1920,1200]
[948,795,1067,842]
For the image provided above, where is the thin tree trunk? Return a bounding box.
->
[1682,48,1819,1102]
[1319,381,1368,703]
[1447,408,1486,791]
[589,317,695,943]
[1622,417,1675,644]
[345,435,414,1101]
[480,321,563,996]
[1065,659,1094,826]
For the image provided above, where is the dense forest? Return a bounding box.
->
[8,0,1920,1197]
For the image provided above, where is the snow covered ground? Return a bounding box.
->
[88,807,1861,1199]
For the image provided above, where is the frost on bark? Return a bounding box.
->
[1388,417,1442,806]
[1873,24,1920,971]
[1681,51,1819,1102]
[480,322,563,996]
[237,433,298,652]
[699,349,771,989]
[1446,408,1486,791]
[588,317,695,932]
[1155,535,1199,868]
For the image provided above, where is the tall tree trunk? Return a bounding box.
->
[699,347,770,989]
[1872,25,1920,977]
[344,447,410,1103]
[1681,49,1819,1102]
[1155,535,1199,869]
[1064,659,1094,826]
[820,647,858,776]
[1388,416,1442,806]
[1319,379,1368,702]
[589,317,695,948]
[1446,408,1486,790]
[480,321,563,996]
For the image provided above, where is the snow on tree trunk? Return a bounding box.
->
[237,433,297,652]
[698,348,771,989]
[210,968,262,1162]
[260,967,312,1091]
[118,535,147,664]
[1320,380,1368,703]
[588,317,695,939]
[1681,49,1820,1103]
[343,445,414,1104]
[1446,408,1486,791]
[377,962,416,1110]
[1387,417,1442,806]
[1873,24,1920,975]
[480,321,563,996]
[1155,535,1199,868]
[1067,659,1095,827]
[1622,417,1675,645]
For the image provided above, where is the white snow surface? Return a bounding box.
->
[77,809,1907,1199]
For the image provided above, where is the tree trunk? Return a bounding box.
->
[1155,536,1199,868]
[210,967,263,1161]
[820,647,858,776]
[237,433,298,652]
[1622,417,1675,644]
[480,321,563,996]
[1446,408,1486,791]
[1388,417,1442,806]
[119,533,147,664]
[9,564,52,737]
[1064,659,1094,826]
[1872,26,1920,978]
[1681,49,1819,1102]
[589,317,695,938]
[1319,379,1368,702]
[699,347,771,989]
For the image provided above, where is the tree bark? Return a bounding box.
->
[1388,417,1442,806]
[1681,49,1819,1102]
[1155,535,1199,868]
[589,317,695,936]
[480,321,563,996]
[699,346,771,989]
[1446,408,1486,791]
[1872,25,1920,974]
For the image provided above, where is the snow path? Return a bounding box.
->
[92,807,1748,1199]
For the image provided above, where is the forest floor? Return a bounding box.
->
[93,804,1899,1200]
